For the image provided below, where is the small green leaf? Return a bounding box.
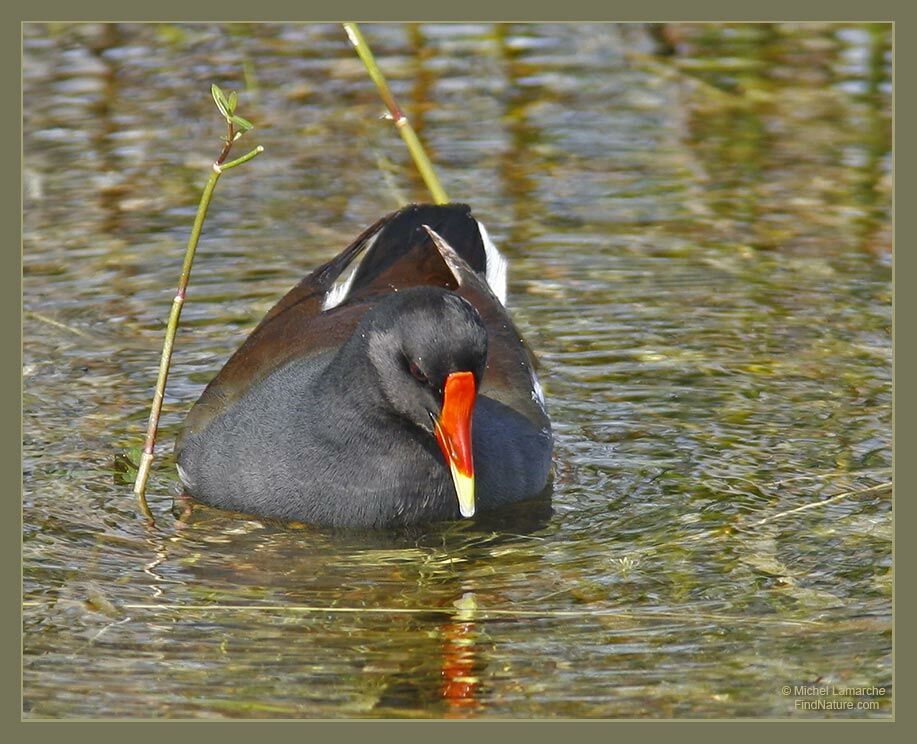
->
[228,91,238,114]
[230,115,254,132]
[212,84,228,106]
[211,84,230,118]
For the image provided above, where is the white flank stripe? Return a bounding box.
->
[322,264,358,310]
[476,220,508,306]
[422,226,467,289]
[531,372,546,411]
[322,232,378,310]
[176,462,193,490]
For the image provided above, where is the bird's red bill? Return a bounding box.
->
[435,371,476,517]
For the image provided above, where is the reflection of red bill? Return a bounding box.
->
[441,621,479,710]
[433,371,476,518]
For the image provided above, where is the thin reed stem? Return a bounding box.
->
[747,481,892,528]
[133,93,262,523]
[343,22,449,205]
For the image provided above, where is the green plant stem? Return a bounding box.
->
[133,147,263,522]
[220,145,264,171]
[343,22,449,205]
[746,481,892,528]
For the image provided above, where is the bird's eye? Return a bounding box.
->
[409,361,429,385]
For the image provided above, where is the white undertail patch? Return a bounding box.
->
[322,232,379,310]
[476,220,508,306]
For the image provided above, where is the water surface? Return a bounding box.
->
[23,22,892,718]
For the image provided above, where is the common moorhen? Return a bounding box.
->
[175,204,553,528]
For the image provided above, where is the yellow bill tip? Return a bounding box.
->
[450,464,475,518]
